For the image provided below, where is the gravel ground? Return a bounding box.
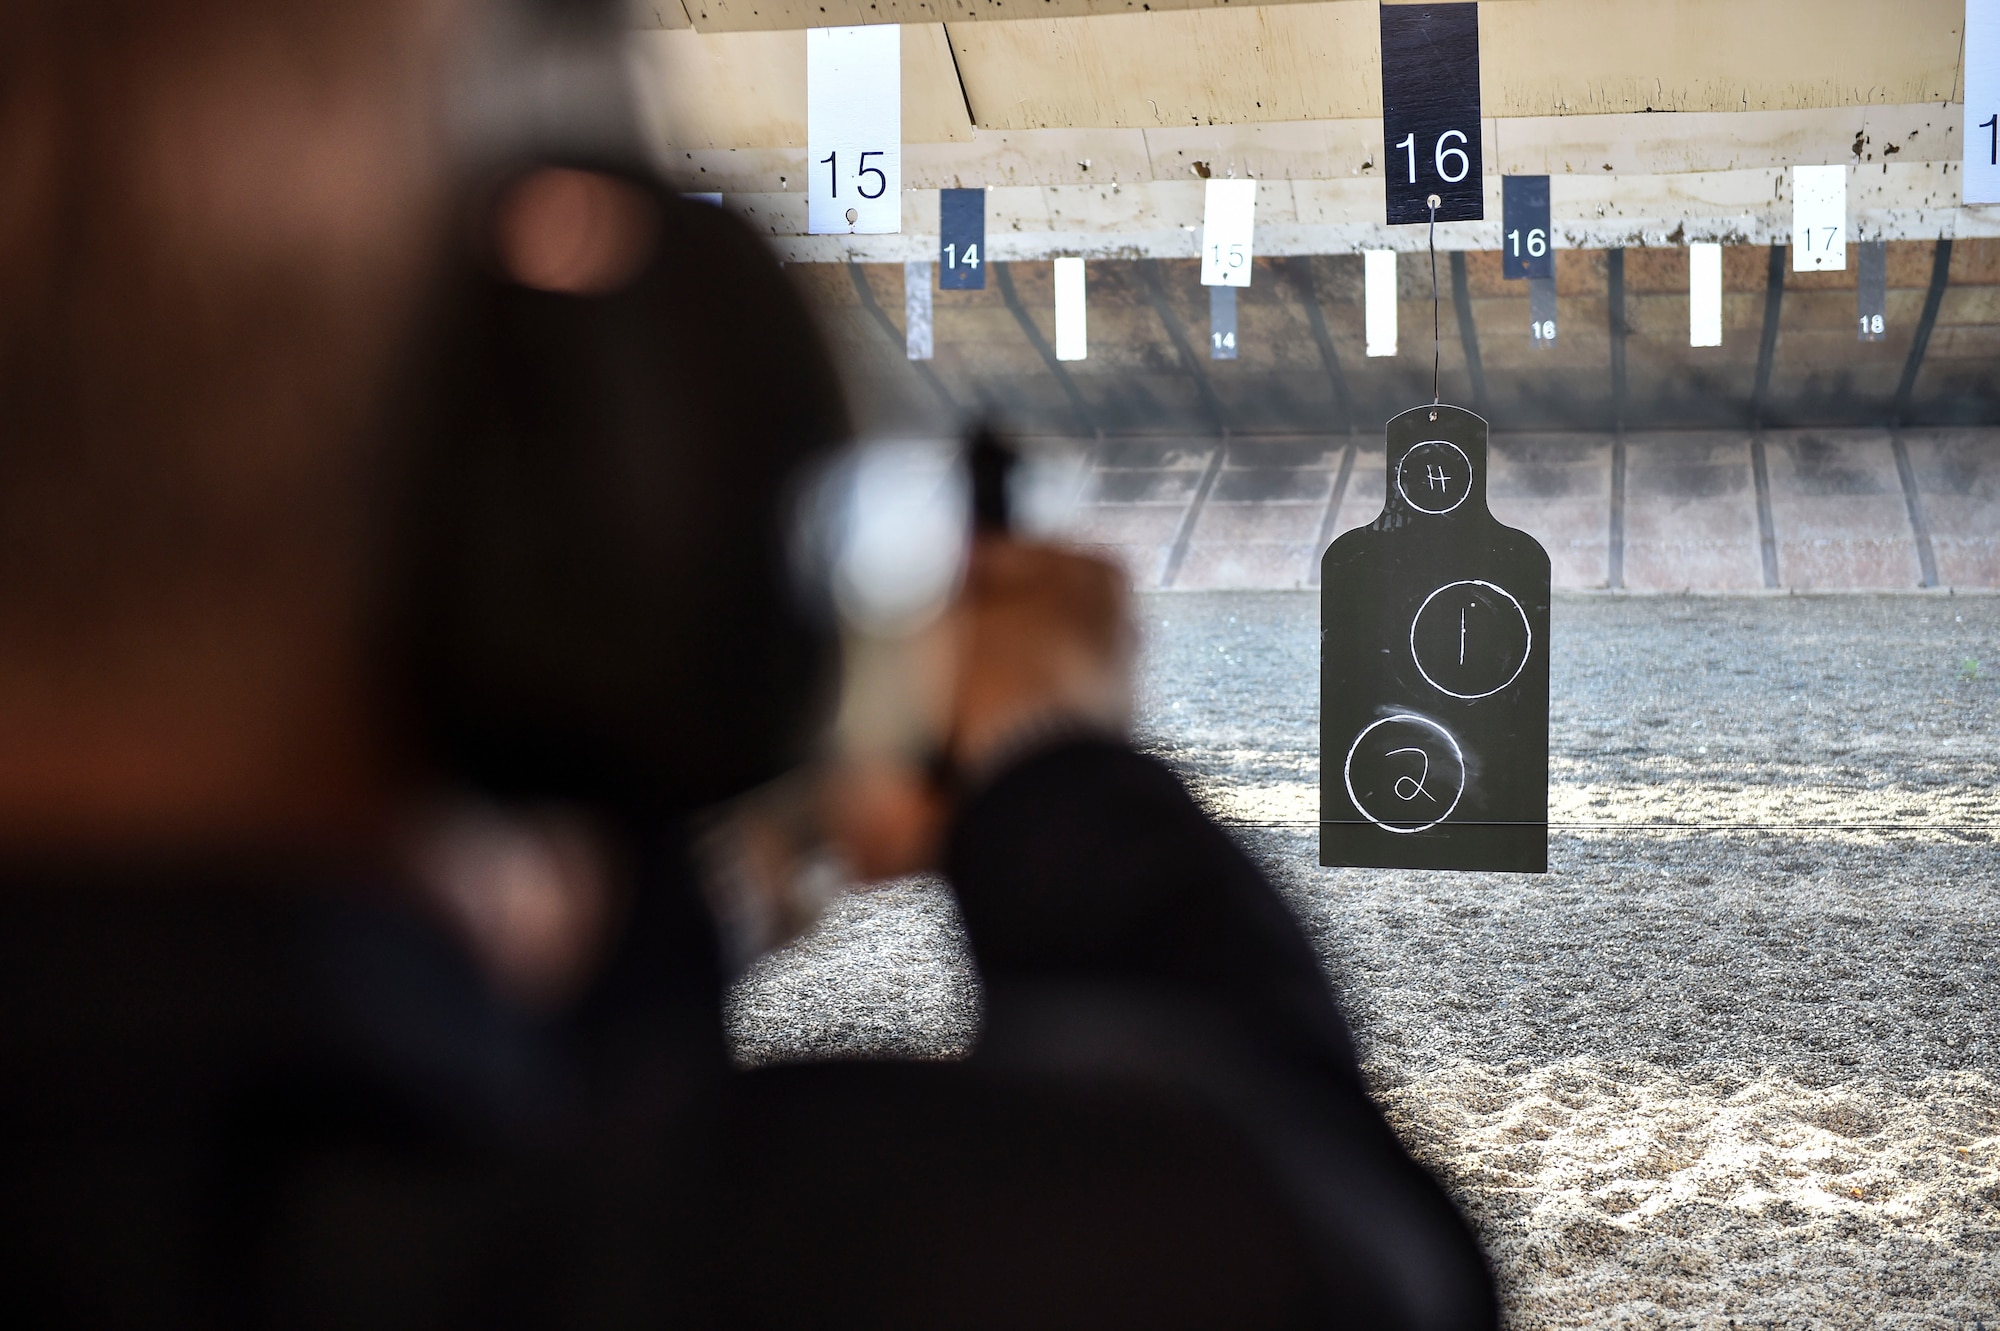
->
[728,591,2000,1328]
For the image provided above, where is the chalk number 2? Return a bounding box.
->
[1395,130,1471,185]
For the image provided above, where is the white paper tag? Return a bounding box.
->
[807,26,900,236]
[1968,0,2000,203]
[1199,180,1257,288]
[1054,258,1087,362]
[1364,250,1398,357]
[1689,242,1723,347]
[1529,275,1557,348]
[905,261,932,360]
[1857,241,1887,342]
[1209,285,1237,359]
[1792,165,1846,271]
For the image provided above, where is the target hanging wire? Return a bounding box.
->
[1427,193,1442,408]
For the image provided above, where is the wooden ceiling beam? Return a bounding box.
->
[635,0,1961,126]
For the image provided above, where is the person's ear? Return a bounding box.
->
[490,167,658,296]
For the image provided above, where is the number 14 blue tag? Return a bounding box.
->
[939,188,985,291]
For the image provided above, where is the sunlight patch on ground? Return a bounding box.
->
[1193,772,2000,844]
[1380,1059,2000,1328]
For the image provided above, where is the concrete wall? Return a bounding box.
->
[1059,429,2000,592]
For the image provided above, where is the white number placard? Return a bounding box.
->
[1529,275,1557,348]
[1054,257,1087,361]
[1968,0,2000,203]
[1689,242,1723,347]
[1209,285,1237,359]
[1200,179,1257,288]
[905,261,932,360]
[1364,250,1398,358]
[808,26,900,236]
[1792,165,1846,272]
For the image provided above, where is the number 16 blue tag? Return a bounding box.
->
[1501,176,1552,281]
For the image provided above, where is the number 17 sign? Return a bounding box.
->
[1969,0,2000,203]
[1380,3,1484,224]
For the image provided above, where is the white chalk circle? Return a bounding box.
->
[1395,439,1473,515]
[1343,714,1467,834]
[1410,579,1531,700]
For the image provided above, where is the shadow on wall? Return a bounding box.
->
[805,244,2000,439]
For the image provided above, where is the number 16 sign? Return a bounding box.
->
[1380,3,1484,224]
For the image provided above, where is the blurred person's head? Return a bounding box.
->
[0,0,472,854]
[402,164,847,818]
[0,0,849,868]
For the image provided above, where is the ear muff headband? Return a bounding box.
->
[399,164,849,813]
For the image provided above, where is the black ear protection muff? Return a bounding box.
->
[395,162,849,814]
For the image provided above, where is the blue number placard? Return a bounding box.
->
[1501,175,1552,280]
[939,188,985,290]
[1380,4,1483,224]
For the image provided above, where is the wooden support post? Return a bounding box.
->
[1137,261,1228,437]
[1449,251,1487,414]
[993,261,1098,439]
[847,264,958,417]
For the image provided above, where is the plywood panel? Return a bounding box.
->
[633,23,972,149]
[630,1,693,28]
[663,0,1343,33]
[947,5,1382,130]
[668,0,1962,127]
[1481,0,1961,117]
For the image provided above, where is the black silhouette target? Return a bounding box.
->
[1321,404,1550,872]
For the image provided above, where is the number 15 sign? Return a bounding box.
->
[808,26,900,235]
[1380,3,1484,224]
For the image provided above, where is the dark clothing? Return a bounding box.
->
[0,743,1494,1328]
